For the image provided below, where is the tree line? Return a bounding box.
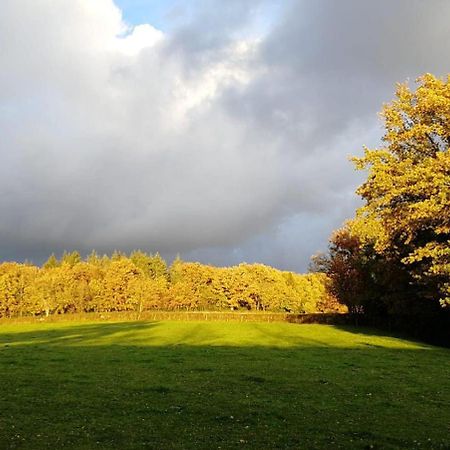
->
[0,251,343,318]
[313,73,449,343]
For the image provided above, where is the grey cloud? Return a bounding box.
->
[1,0,449,270]
[262,0,450,126]
[163,0,269,63]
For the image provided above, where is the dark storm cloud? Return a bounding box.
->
[1,0,449,270]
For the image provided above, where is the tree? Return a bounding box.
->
[96,259,141,312]
[0,263,37,317]
[61,251,81,267]
[43,254,59,269]
[352,73,450,307]
[311,228,372,315]
[130,250,168,280]
[28,267,61,316]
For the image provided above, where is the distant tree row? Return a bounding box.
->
[0,251,343,318]
[313,74,449,341]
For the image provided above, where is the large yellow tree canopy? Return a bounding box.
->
[352,74,450,305]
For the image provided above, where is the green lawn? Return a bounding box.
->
[0,320,449,449]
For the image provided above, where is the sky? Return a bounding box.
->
[1,0,450,271]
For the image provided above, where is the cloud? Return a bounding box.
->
[1,0,449,270]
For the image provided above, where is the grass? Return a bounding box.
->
[0,320,449,449]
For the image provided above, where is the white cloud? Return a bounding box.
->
[115,24,164,56]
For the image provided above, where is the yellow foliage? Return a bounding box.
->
[352,73,450,306]
[0,252,340,318]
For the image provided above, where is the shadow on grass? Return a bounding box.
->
[0,321,160,347]
[332,323,432,345]
[0,321,449,450]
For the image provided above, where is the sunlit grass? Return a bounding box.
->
[1,321,449,449]
[0,321,430,349]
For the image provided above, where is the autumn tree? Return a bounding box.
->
[43,254,59,269]
[28,267,62,316]
[95,259,140,312]
[61,251,81,267]
[311,228,374,315]
[353,73,450,307]
[130,250,168,280]
[0,263,38,317]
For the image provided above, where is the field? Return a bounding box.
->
[0,320,449,449]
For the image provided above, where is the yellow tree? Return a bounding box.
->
[168,261,218,310]
[129,275,168,316]
[28,267,62,316]
[0,263,38,317]
[353,74,450,306]
[97,259,141,311]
